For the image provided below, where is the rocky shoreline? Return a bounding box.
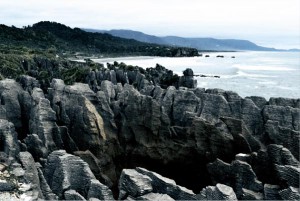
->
[0,61,299,200]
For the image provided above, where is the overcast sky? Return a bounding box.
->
[1,0,299,49]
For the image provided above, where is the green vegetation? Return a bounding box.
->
[0,21,197,90]
[0,21,199,58]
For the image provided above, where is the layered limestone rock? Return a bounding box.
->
[119,167,237,200]
[198,183,237,200]
[0,79,32,139]
[43,150,114,200]
[207,158,263,199]
[0,73,299,200]
[0,120,19,161]
[48,79,107,154]
[119,167,197,200]
[48,79,120,186]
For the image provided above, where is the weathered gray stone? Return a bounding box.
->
[207,159,233,187]
[44,150,94,198]
[269,97,300,109]
[198,184,237,200]
[136,192,174,201]
[172,90,199,124]
[246,96,267,109]
[241,98,264,136]
[241,188,264,200]
[49,79,107,155]
[44,150,112,200]
[267,144,299,166]
[18,75,40,94]
[279,186,300,200]
[31,87,45,103]
[24,134,48,161]
[0,180,15,192]
[74,150,113,188]
[87,179,114,201]
[208,159,263,199]
[265,121,299,159]
[101,80,116,103]
[19,152,43,199]
[29,96,61,155]
[198,93,231,123]
[136,167,196,200]
[264,184,281,200]
[64,189,86,200]
[119,169,153,199]
[0,120,20,160]
[263,105,300,131]
[36,162,57,200]
[0,79,32,133]
[275,164,299,187]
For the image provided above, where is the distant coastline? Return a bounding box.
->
[84,28,300,52]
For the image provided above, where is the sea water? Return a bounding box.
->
[93,52,300,99]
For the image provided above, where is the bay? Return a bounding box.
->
[93,51,300,99]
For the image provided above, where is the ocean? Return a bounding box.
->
[93,51,300,99]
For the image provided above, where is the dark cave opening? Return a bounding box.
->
[122,153,213,194]
[0,136,4,152]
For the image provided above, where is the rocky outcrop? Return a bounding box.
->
[48,80,107,154]
[18,152,43,199]
[43,150,114,200]
[0,79,32,139]
[119,167,197,200]
[0,71,299,200]
[48,79,119,186]
[178,68,197,88]
[119,167,238,200]
[207,158,263,199]
[263,184,281,200]
[18,75,40,94]
[0,120,19,162]
[119,169,153,199]
[279,186,300,200]
[28,90,60,156]
[198,183,237,200]
[269,97,300,108]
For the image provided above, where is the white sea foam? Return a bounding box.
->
[92,51,300,99]
[236,71,277,78]
[233,64,296,71]
[221,70,277,79]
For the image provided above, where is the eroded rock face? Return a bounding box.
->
[48,79,120,187]
[198,183,237,200]
[207,158,263,199]
[19,152,43,199]
[119,167,197,200]
[119,169,153,199]
[0,79,32,139]
[0,120,19,161]
[43,150,114,200]
[0,74,299,200]
[29,92,59,155]
[48,80,107,155]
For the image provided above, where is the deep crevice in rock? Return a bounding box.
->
[118,152,213,194]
